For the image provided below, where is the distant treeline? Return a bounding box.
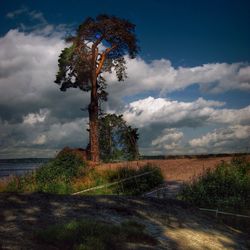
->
[0,158,51,164]
[140,153,250,160]
[0,153,249,163]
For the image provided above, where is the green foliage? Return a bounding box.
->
[35,150,86,193]
[75,164,163,196]
[179,156,250,210]
[99,114,139,162]
[103,164,163,195]
[37,151,84,182]
[5,173,37,193]
[5,150,86,194]
[4,155,162,196]
[35,219,156,250]
[55,15,139,93]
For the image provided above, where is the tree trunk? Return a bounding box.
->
[89,47,100,162]
[89,80,100,162]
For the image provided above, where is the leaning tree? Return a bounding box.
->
[55,15,139,162]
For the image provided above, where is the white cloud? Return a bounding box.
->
[208,106,250,125]
[45,118,89,144]
[6,7,71,36]
[0,29,66,100]
[29,10,47,24]
[152,128,183,152]
[23,109,49,125]
[0,116,89,157]
[6,7,28,19]
[123,96,244,128]
[189,125,250,152]
[33,134,47,145]
[105,58,250,98]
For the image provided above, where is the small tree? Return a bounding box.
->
[55,15,139,162]
[99,114,139,162]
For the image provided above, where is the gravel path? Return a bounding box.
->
[0,193,249,250]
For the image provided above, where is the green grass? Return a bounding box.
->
[3,158,163,196]
[5,150,86,194]
[35,219,157,250]
[179,156,250,212]
[81,164,164,195]
[106,164,164,195]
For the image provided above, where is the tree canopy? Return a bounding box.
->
[55,14,139,96]
[99,114,139,162]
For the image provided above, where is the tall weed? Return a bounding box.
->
[179,156,250,210]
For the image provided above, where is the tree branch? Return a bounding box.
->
[92,35,104,49]
[96,44,117,76]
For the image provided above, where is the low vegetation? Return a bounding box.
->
[105,164,163,195]
[35,219,157,250]
[179,156,250,212]
[2,150,163,195]
[5,150,87,194]
[72,164,163,195]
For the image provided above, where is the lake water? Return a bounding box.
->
[0,159,50,178]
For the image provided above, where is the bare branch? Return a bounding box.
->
[92,35,104,49]
[96,44,117,76]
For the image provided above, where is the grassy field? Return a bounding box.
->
[95,156,235,183]
[1,155,249,193]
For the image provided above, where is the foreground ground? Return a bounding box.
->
[0,193,249,249]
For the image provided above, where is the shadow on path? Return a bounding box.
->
[0,193,249,249]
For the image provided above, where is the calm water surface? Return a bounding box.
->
[0,159,50,178]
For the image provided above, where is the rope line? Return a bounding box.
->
[72,170,154,195]
[199,208,250,218]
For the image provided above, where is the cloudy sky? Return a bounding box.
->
[0,0,250,158]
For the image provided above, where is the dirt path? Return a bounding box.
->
[143,181,184,199]
[0,193,249,249]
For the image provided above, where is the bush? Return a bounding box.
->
[73,164,164,195]
[5,173,37,193]
[105,164,164,195]
[5,149,86,194]
[179,156,250,210]
[36,150,86,193]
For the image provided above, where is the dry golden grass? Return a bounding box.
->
[95,157,234,183]
[1,155,249,191]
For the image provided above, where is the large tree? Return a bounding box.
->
[55,15,139,162]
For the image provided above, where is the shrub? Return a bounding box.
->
[73,164,163,195]
[179,156,250,210]
[5,149,87,194]
[5,173,37,193]
[105,164,164,195]
[36,150,86,193]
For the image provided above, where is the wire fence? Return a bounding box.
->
[72,170,155,195]
[71,170,250,220]
[199,208,250,219]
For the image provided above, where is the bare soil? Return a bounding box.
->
[0,193,249,250]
